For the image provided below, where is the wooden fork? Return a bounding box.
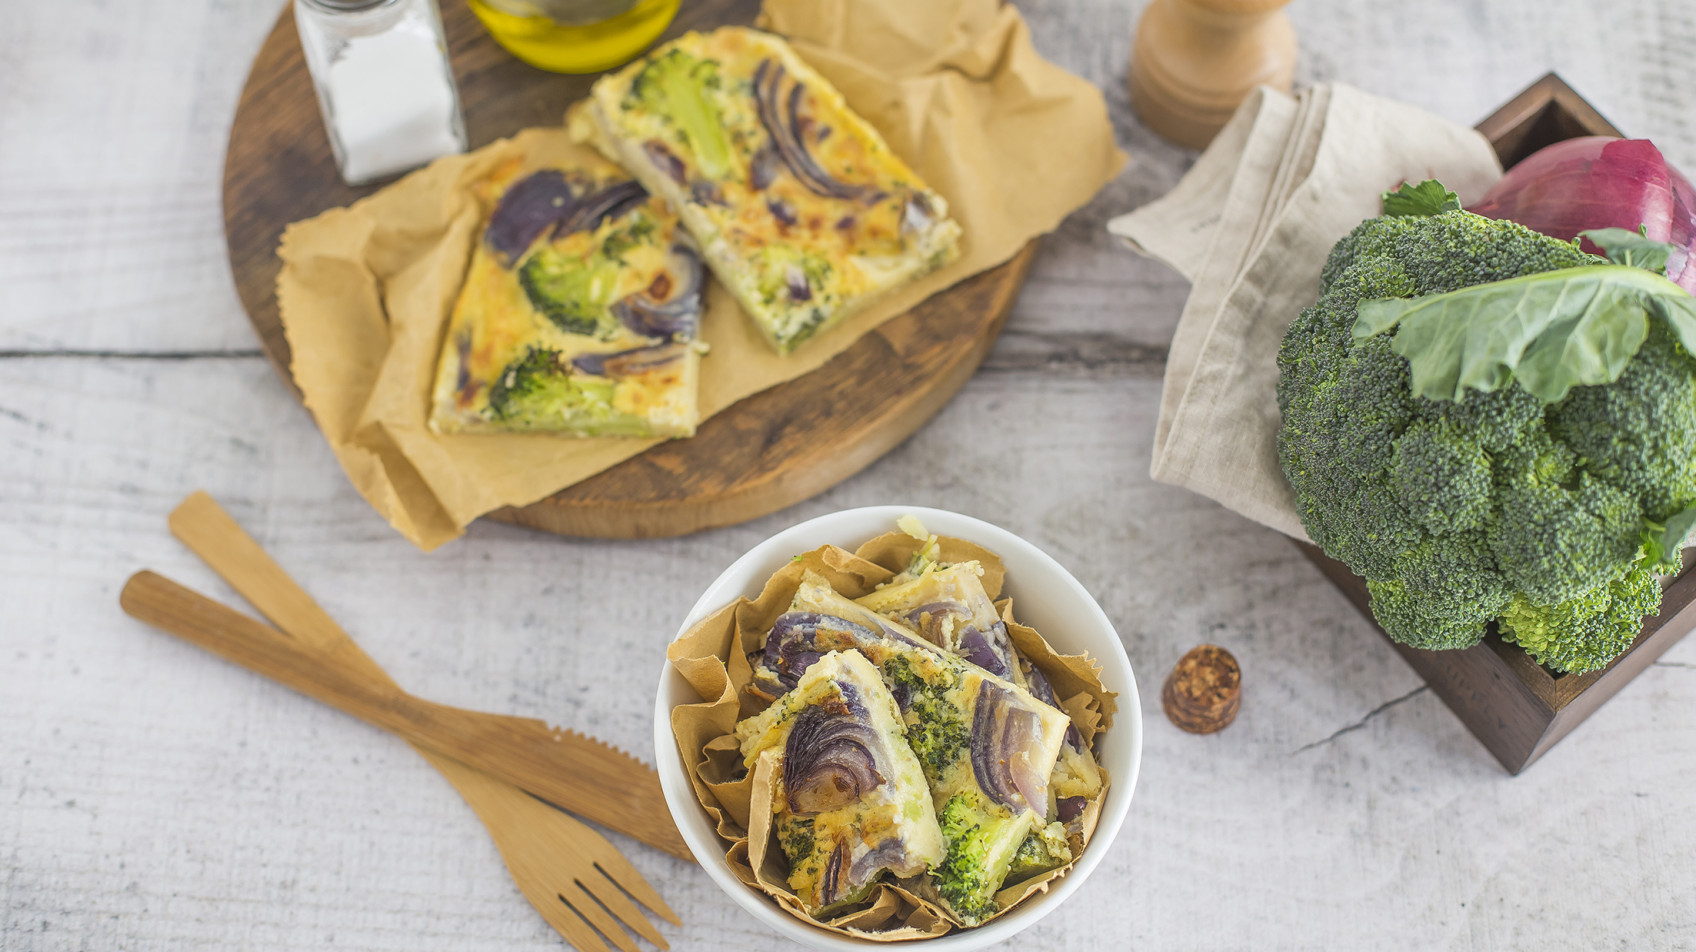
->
[140,491,682,952]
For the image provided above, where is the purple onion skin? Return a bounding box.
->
[570,341,686,378]
[782,690,886,816]
[1470,136,1696,293]
[970,680,1047,813]
[485,173,650,263]
[819,840,848,906]
[690,180,726,206]
[786,265,812,302]
[611,242,704,340]
[1056,796,1087,823]
[1023,663,1081,750]
[761,613,879,691]
[561,180,647,236]
[749,146,780,190]
[485,170,578,261]
[849,837,915,886]
[751,58,873,202]
[900,192,936,236]
[644,140,689,184]
[899,601,964,647]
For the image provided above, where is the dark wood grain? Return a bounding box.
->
[1297,73,1694,774]
[221,0,1032,537]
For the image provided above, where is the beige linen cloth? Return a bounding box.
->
[1106,83,1503,539]
[276,0,1124,550]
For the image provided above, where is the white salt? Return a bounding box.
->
[325,27,463,184]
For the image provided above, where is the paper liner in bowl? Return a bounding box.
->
[665,530,1117,940]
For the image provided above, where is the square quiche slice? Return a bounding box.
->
[428,159,704,437]
[735,649,945,916]
[577,27,962,354]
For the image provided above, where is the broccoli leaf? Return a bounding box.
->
[1645,505,1696,569]
[1581,227,1676,274]
[1380,180,1461,217]
[1354,264,1696,402]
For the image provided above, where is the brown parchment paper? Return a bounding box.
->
[664,529,1118,940]
[275,0,1126,550]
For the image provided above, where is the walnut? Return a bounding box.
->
[1161,645,1241,734]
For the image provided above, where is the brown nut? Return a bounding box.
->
[1161,645,1241,734]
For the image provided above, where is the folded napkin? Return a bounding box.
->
[1107,83,1503,539]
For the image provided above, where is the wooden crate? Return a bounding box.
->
[1297,73,1696,774]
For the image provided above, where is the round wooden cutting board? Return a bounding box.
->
[223,0,1036,539]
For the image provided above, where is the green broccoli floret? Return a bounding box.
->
[1498,562,1661,673]
[932,793,1025,926]
[1364,532,1509,650]
[1005,821,1072,885]
[1277,182,1696,674]
[1548,320,1696,523]
[880,656,968,783]
[624,48,733,181]
[518,248,620,337]
[485,348,651,435]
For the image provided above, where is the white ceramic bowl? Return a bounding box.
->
[653,506,1143,951]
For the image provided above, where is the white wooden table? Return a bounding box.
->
[4,1,1695,949]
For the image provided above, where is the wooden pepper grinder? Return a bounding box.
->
[1128,0,1298,150]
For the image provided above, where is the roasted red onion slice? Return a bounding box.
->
[756,610,933,698]
[786,264,812,302]
[486,173,649,263]
[849,838,915,884]
[971,680,1049,813]
[819,840,849,907]
[1024,663,1081,750]
[898,601,1019,679]
[611,241,704,340]
[768,197,798,226]
[559,180,647,236]
[782,691,887,816]
[749,145,780,190]
[759,612,879,693]
[898,601,964,646]
[901,192,937,237]
[570,341,687,378]
[644,140,688,185]
[752,58,874,202]
[1056,796,1087,823]
[485,170,579,261]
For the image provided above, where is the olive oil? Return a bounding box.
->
[468,0,680,74]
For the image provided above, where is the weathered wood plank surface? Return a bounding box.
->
[2,0,1695,949]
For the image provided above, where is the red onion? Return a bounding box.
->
[759,612,877,692]
[970,680,1048,813]
[485,170,577,262]
[610,241,703,340]
[752,58,874,202]
[569,341,687,378]
[782,693,887,816]
[1469,136,1696,293]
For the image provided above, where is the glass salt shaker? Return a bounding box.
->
[295,0,469,186]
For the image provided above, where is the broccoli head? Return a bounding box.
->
[1277,184,1696,673]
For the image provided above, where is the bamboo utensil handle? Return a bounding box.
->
[120,570,691,861]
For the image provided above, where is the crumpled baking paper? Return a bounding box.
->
[276,0,1125,550]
